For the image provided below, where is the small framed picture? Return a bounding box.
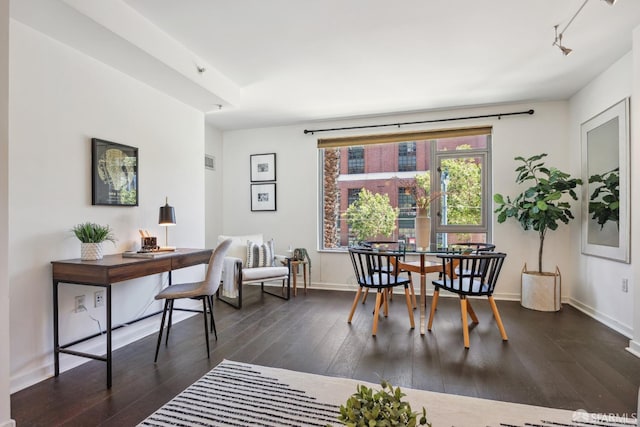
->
[250,153,276,182]
[251,183,276,211]
[92,138,138,206]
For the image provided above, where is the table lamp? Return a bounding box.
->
[158,197,176,250]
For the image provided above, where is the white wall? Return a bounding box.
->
[630,26,640,357]
[221,101,576,301]
[0,1,11,425]
[205,123,223,248]
[568,52,634,337]
[8,21,206,392]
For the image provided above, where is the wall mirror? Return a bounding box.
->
[581,98,629,263]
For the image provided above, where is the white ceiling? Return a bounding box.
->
[11,0,640,130]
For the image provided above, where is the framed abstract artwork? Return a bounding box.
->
[250,153,276,182]
[251,183,276,211]
[91,138,138,206]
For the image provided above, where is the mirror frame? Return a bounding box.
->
[581,98,630,263]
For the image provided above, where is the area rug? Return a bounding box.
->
[139,359,636,427]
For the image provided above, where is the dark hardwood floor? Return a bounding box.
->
[11,287,640,426]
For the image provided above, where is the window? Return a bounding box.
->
[347,146,364,174]
[398,142,416,171]
[319,127,492,250]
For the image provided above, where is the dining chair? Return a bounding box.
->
[453,242,496,277]
[348,247,415,336]
[359,241,417,309]
[427,251,508,348]
[153,238,233,362]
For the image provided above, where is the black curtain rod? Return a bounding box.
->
[303,109,535,135]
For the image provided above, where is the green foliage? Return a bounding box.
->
[588,167,619,230]
[493,153,581,273]
[441,151,482,226]
[343,189,398,242]
[71,222,117,244]
[333,380,431,427]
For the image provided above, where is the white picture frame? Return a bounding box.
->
[581,98,630,263]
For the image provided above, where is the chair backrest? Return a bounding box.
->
[453,242,496,254]
[203,238,233,295]
[348,247,409,289]
[437,252,507,296]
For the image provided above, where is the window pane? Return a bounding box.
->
[320,131,490,250]
[438,153,484,227]
[398,142,416,171]
[347,146,364,174]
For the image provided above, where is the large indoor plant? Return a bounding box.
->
[343,188,398,245]
[71,222,117,260]
[493,154,581,311]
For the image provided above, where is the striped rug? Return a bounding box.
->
[139,359,636,427]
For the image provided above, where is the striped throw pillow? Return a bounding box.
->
[246,239,275,268]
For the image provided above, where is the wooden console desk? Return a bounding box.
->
[51,248,212,388]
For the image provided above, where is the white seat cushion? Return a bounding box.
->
[242,266,289,282]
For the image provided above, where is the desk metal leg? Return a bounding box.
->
[106,285,112,388]
[53,280,60,377]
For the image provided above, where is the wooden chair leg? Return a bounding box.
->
[427,289,439,331]
[488,296,508,341]
[348,287,363,323]
[466,299,479,324]
[460,298,470,349]
[382,290,389,317]
[372,292,383,336]
[404,287,415,329]
[361,288,369,304]
[408,275,417,309]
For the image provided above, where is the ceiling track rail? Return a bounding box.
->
[303,109,535,135]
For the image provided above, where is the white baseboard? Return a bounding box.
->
[626,340,640,359]
[0,419,16,427]
[566,297,633,338]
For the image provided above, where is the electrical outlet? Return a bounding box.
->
[94,290,105,307]
[622,278,629,293]
[74,295,86,313]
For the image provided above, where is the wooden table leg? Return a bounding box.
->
[303,263,308,294]
[292,262,298,297]
[420,272,426,335]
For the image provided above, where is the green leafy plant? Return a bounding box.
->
[588,167,619,230]
[493,153,582,273]
[343,189,398,243]
[332,380,431,427]
[71,222,117,244]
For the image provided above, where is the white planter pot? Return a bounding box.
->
[521,264,561,312]
[81,242,104,261]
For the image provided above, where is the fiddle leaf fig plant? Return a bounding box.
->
[493,153,582,273]
[343,189,398,243]
[588,167,619,230]
[333,380,431,427]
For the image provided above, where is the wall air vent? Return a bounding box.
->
[205,154,215,171]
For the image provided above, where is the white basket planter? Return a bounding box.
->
[520,264,561,312]
[81,242,104,261]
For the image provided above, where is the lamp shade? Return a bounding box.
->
[159,198,176,225]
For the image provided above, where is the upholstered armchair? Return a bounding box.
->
[216,234,290,308]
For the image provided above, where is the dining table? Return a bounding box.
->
[395,247,465,335]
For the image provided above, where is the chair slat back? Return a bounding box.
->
[349,247,408,289]
[438,252,507,296]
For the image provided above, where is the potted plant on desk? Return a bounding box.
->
[493,153,582,311]
[72,222,117,260]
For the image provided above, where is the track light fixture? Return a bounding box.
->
[553,0,616,56]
